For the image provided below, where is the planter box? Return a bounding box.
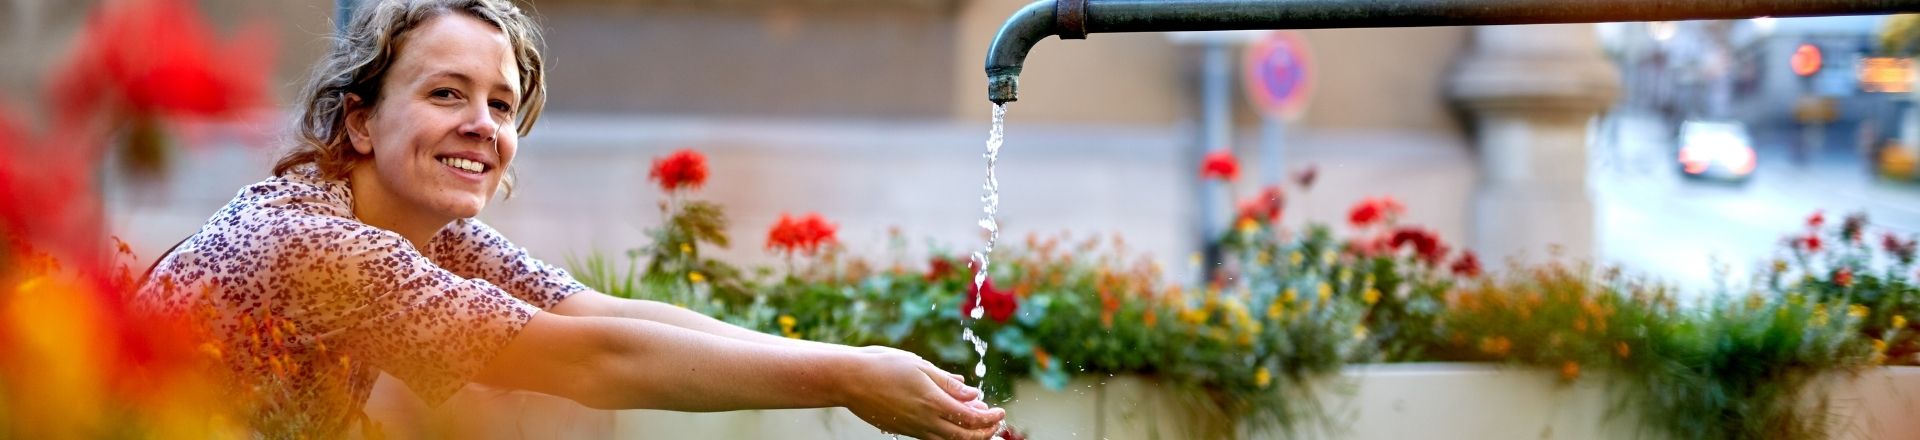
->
[371,364,1920,439]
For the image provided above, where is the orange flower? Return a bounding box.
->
[1033,348,1052,369]
[1560,361,1581,381]
[1615,341,1632,359]
[1199,149,1239,182]
[648,149,709,192]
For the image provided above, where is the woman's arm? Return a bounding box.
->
[548,290,867,353]
[473,312,1004,440]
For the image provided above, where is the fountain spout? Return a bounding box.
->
[986,0,1920,104]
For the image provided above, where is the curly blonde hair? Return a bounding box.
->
[273,0,545,192]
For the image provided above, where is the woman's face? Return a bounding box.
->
[348,13,520,220]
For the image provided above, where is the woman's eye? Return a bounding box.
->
[489,100,513,113]
[430,89,458,99]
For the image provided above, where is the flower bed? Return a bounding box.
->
[573,149,1920,439]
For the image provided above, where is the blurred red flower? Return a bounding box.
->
[962,277,1019,323]
[51,0,273,125]
[925,256,955,282]
[1807,210,1825,229]
[1292,165,1318,190]
[1450,251,1483,278]
[1348,196,1405,228]
[1236,185,1285,224]
[1835,267,1854,288]
[649,149,709,192]
[1200,150,1239,182]
[766,212,837,257]
[1390,226,1448,266]
[1801,233,1823,254]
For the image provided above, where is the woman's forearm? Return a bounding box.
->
[567,315,858,411]
[580,294,862,352]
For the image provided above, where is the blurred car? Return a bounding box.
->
[1676,120,1756,182]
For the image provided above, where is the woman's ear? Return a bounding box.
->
[343,92,375,155]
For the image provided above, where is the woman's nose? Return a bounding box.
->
[460,104,499,142]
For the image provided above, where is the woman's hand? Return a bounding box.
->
[839,348,1005,440]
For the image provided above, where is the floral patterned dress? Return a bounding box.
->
[134,164,587,436]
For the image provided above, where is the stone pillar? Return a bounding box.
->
[1449,24,1619,263]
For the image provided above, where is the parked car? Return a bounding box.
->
[1676,120,1757,182]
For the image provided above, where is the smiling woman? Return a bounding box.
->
[132,1,1004,439]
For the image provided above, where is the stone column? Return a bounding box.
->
[1449,24,1619,263]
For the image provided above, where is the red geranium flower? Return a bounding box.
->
[1807,210,1825,229]
[1292,165,1318,190]
[1200,149,1239,182]
[52,0,274,125]
[1835,267,1854,288]
[1348,196,1406,228]
[1236,185,1285,224]
[925,256,955,282]
[1390,226,1448,266]
[766,212,837,257]
[962,276,1019,323]
[649,149,709,192]
[1801,233,1823,254]
[1450,251,1483,278]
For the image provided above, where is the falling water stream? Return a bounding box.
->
[962,103,1008,437]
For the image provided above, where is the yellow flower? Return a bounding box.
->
[1281,288,1299,304]
[1180,308,1209,325]
[1746,295,1764,311]
[1771,259,1788,273]
[1254,367,1272,389]
[1895,315,1909,330]
[1257,251,1272,265]
[1189,252,1203,267]
[1321,251,1336,265]
[1353,325,1370,341]
[1316,283,1332,303]
[1812,308,1831,326]
[680,243,692,254]
[688,271,707,283]
[1873,338,1889,354]
[1362,288,1381,306]
[1288,251,1303,266]
[778,315,800,338]
[1266,301,1284,320]
[1237,218,1260,234]
[1850,304,1870,319]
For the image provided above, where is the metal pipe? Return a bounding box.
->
[986,0,1920,103]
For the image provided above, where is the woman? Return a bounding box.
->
[133,1,1005,438]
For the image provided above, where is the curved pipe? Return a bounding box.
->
[986,0,1920,104]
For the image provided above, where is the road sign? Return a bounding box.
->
[1242,31,1313,121]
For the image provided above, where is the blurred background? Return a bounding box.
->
[5,0,1920,296]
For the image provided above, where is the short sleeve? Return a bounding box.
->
[257,211,540,406]
[426,218,588,310]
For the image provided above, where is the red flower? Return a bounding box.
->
[1200,150,1239,182]
[1807,210,1825,229]
[766,212,838,257]
[1390,226,1448,266]
[1292,165,1318,190]
[1883,233,1917,263]
[1842,213,1867,243]
[52,0,274,125]
[1835,267,1854,288]
[925,256,955,282]
[649,149,709,192]
[1801,233,1823,254]
[1236,186,1286,224]
[962,277,1019,323]
[1348,196,1405,228]
[1451,251,1484,278]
